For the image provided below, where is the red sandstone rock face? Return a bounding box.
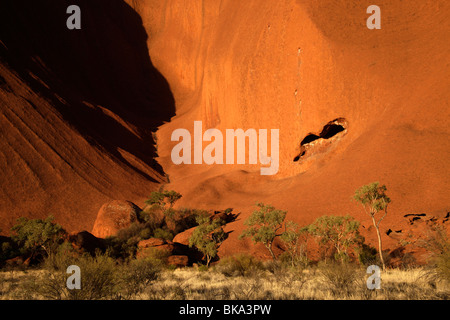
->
[69,231,106,256]
[0,0,172,234]
[91,200,141,238]
[136,238,174,259]
[167,255,189,268]
[0,1,449,261]
[172,227,195,246]
[136,239,202,264]
[128,0,450,257]
[138,238,166,249]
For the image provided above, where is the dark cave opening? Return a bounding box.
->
[320,123,345,139]
[300,134,320,146]
[293,150,305,162]
[293,118,347,162]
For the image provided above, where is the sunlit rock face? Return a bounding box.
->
[0,1,449,259]
[130,0,450,256]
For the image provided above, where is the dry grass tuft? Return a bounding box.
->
[1,263,449,300]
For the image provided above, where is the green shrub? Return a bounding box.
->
[138,205,164,228]
[145,190,182,210]
[0,238,20,264]
[116,222,147,241]
[356,243,379,266]
[140,197,207,235]
[10,216,67,259]
[197,264,209,272]
[116,257,162,299]
[37,249,162,300]
[139,227,153,240]
[1,241,12,259]
[166,208,208,234]
[104,236,140,260]
[153,228,174,241]
[145,191,166,208]
[38,250,118,300]
[215,254,265,277]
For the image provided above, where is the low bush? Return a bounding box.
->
[139,227,153,240]
[167,208,209,234]
[34,249,162,300]
[104,235,140,261]
[0,237,21,265]
[37,250,118,300]
[153,228,174,241]
[317,261,363,298]
[436,250,450,283]
[116,222,148,241]
[115,258,162,299]
[214,253,265,277]
[356,243,379,266]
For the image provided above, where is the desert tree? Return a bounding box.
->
[353,182,391,270]
[280,221,309,267]
[308,215,363,263]
[165,190,182,208]
[239,203,286,260]
[145,190,182,210]
[189,216,226,266]
[11,215,67,258]
[145,191,166,208]
[143,189,182,225]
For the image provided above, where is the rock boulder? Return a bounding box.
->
[91,200,141,238]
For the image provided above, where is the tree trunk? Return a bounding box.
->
[266,242,276,260]
[372,216,386,271]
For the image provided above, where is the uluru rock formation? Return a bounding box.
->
[1,0,449,259]
[131,0,450,256]
[0,0,174,233]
